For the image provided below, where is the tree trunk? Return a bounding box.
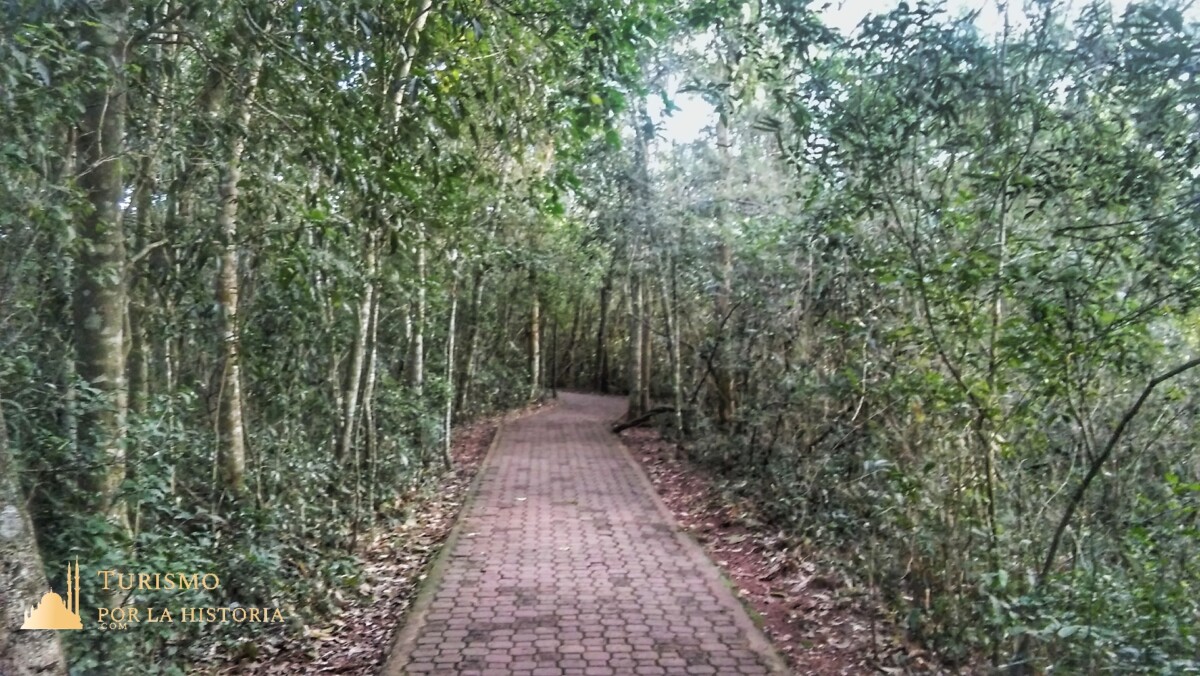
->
[628,96,654,417]
[529,269,541,401]
[348,239,379,548]
[564,297,581,388]
[640,280,651,413]
[337,232,377,465]
[127,259,150,417]
[390,0,436,120]
[74,1,130,523]
[443,267,459,468]
[215,52,265,499]
[0,397,68,676]
[126,153,156,535]
[712,110,736,426]
[595,257,614,393]
[660,259,684,436]
[410,228,426,397]
[363,290,381,519]
[56,131,79,460]
[627,268,644,418]
[455,267,485,416]
[551,315,559,396]
[391,0,434,400]
[126,77,163,419]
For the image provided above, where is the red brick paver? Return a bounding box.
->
[383,393,787,675]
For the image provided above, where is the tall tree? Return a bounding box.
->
[214,46,265,498]
[73,0,130,522]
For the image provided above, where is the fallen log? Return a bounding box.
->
[611,406,676,433]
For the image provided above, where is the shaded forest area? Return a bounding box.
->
[2,0,1199,673]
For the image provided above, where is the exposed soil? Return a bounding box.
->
[206,401,552,675]
[620,425,954,675]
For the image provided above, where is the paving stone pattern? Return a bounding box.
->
[386,392,784,675]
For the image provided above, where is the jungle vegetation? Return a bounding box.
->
[1,0,1198,672]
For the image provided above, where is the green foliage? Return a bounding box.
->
[5,0,1198,672]
[1,0,667,671]
[586,0,1200,672]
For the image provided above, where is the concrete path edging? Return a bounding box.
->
[606,431,790,674]
[381,419,512,675]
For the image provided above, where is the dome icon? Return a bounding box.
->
[21,559,83,630]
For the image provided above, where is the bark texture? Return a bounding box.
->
[74,0,130,521]
[443,268,459,468]
[529,269,542,401]
[215,52,265,497]
[712,107,736,426]
[337,234,377,464]
[0,399,67,676]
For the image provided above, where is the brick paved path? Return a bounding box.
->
[383,392,786,675]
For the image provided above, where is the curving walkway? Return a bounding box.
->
[383,392,786,675]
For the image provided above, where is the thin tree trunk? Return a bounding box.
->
[551,315,559,396]
[363,290,381,521]
[410,228,426,397]
[627,268,644,418]
[630,95,654,416]
[400,308,412,382]
[215,52,265,499]
[455,267,485,415]
[337,233,377,464]
[595,257,614,393]
[348,264,378,549]
[162,327,176,396]
[390,0,433,402]
[56,130,79,459]
[640,280,651,413]
[529,269,541,401]
[126,153,155,535]
[127,235,151,416]
[443,268,459,468]
[126,66,164,419]
[657,267,683,436]
[564,297,581,388]
[74,0,130,523]
[712,112,736,426]
[390,0,436,120]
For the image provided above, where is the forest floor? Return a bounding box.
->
[209,395,953,675]
[620,426,954,675]
[210,401,553,675]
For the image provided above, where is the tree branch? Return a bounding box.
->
[612,406,675,433]
[1036,355,1200,584]
[129,239,167,266]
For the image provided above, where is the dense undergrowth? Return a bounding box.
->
[607,2,1200,672]
[8,359,527,673]
[4,0,1200,674]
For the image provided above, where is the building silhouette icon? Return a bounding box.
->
[21,559,83,630]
